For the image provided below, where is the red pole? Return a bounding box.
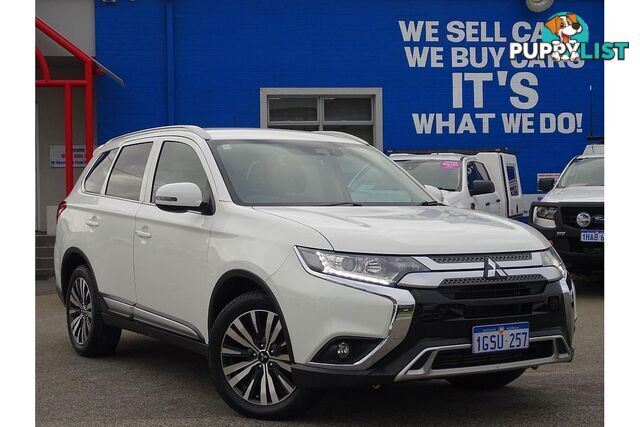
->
[84,61,94,161]
[35,47,50,81]
[64,84,73,194]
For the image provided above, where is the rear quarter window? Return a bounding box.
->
[84,150,116,194]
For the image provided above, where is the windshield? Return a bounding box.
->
[557,157,604,188]
[395,159,462,191]
[208,139,431,206]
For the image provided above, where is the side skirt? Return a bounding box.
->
[102,313,209,356]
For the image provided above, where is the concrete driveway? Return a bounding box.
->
[36,278,603,426]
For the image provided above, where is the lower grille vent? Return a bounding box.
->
[431,341,554,370]
[438,281,547,299]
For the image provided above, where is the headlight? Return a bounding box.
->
[536,206,557,220]
[297,247,426,286]
[533,206,558,228]
[541,247,567,278]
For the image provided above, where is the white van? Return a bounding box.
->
[391,152,525,219]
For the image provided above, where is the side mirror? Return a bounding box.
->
[423,185,445,203]
[470,180,495,196]
[538,177,556,192]
[155,182,203,212]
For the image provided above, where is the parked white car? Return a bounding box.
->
[55,127,575,419]
[391,152,525,218]
[530,145,604,271]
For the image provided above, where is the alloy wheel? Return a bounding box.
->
[220,309,295,406]
[67,277,93,346]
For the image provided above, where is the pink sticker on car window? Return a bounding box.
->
[440,160,460,169]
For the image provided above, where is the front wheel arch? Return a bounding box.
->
[208,270,295,362]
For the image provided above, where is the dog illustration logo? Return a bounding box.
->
[510,13,627,62]
[542,12,589,61]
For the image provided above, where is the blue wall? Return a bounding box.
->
[95,0,604,194]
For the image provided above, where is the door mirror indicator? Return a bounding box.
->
[469,180,495,196]
[155,182,204,212]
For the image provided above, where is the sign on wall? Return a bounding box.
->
[399,19,590,136]
[49,145,88,168]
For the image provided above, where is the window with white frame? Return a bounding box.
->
[260,89,382,149]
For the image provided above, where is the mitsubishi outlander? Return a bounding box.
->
[55,126,576,419]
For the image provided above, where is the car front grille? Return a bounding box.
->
[429,252,532,264]
[415,297,562,323]
[438,276,548,297]
[561,206,604,230]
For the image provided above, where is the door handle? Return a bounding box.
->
[85,217,99,227]
[135,230,152,239]
[485,202,491,207]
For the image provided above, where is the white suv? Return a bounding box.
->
[55,126,576,419]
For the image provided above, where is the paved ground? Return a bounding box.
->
[36,277,603,426]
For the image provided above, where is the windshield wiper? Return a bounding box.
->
[323,202,364,206]
[417,200,444,206]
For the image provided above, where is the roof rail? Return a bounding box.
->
[389,152,466,160]
[107,125,210,144]
[386,147,517,155]
[312,131,369,145]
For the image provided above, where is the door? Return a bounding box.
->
[502,156,524,218]
[467,160,499,214]
[133,138,216,340]
[82,141,153,303]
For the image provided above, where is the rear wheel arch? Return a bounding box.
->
[208,270,295,361]
[61,248,95,300]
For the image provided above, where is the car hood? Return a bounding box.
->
[254,206,548,254]
[543,186,604,203]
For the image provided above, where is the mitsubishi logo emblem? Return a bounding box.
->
[484,257,507,279]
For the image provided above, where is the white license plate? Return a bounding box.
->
[580,230,604,242]
[472,322,529,354]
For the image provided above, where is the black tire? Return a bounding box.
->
[65,265,121,357]
[209,291,318,420]
[446,369,526,390]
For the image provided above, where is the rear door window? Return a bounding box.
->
[106,142,153,201]
[84,149,116,194]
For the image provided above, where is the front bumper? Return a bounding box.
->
[292,279,576,389]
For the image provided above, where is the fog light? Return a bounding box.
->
[311,337,382,364]
[548,296,560,312]
[336,342,351,360]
